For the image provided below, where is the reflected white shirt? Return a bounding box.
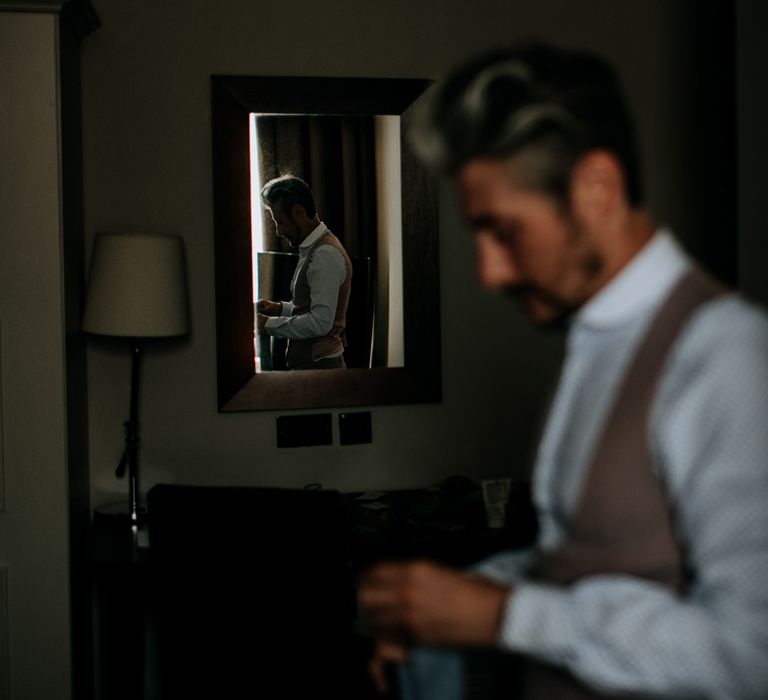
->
[477,230,768,699]
[264,222,347,356]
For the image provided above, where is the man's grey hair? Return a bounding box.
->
[260,174,317,218]
[410,43,644,207]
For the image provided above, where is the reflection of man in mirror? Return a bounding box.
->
[257,175,352,370]
[359,43,768,699]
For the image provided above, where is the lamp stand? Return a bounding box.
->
[115,338,143,526]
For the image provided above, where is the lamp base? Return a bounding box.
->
[93,500,148,528]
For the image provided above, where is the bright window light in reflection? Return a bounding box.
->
[249,113,265,303]
[250,115,266,372]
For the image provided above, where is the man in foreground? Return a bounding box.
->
[257,175,352,369]
[359,44,768,699]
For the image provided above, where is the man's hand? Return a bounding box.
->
[256,313,271,333]
[368,640,409,696]
[358,560,510,649]
[256,299,281,316]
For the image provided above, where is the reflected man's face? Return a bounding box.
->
[455,157,604,326]
[269,203,303,248]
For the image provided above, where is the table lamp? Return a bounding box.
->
[83,233,189,526]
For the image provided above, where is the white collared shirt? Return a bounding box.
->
[476,230,768,698]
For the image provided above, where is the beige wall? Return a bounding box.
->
[0,10,73,699]
[80,0,739,507]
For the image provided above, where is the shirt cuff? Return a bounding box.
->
[264,316,281,334]
[498,582,578,666]
[280,301,293,316]
[471,548,532,583]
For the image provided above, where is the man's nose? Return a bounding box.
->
[475,231,519,290]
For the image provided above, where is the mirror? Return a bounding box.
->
[212,75,441,411]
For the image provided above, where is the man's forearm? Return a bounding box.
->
[264,302,335,339]
[499,575,768,698]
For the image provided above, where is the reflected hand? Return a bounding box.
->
[256,299,281,316]
[256,313,271,333]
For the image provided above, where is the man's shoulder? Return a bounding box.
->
[307,240,350,281]
[311,241,346,261]
[312,235,351,266]
[652,291,768,497]
[685,292,768,348]
[320,231,350,251]
[663,291,768,393]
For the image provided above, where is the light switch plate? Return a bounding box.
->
[339,411,373,445]
[276,413,333,448]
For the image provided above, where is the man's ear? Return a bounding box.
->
[569,150,626,228]
[290,202,306,222]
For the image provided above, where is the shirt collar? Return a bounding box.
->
[299,221,328,250]
[574,228,691,330]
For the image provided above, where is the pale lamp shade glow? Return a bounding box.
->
[83,233,190,337]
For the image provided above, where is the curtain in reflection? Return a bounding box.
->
[256,115,378,261]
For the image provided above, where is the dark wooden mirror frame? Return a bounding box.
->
[211,75,441,411]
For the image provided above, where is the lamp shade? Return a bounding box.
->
[83,233,190,337]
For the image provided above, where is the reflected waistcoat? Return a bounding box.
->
[286,231,352,366]
[522,269,726,700]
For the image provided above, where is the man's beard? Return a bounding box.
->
[501,246,605,330]
[502,284,576,329]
